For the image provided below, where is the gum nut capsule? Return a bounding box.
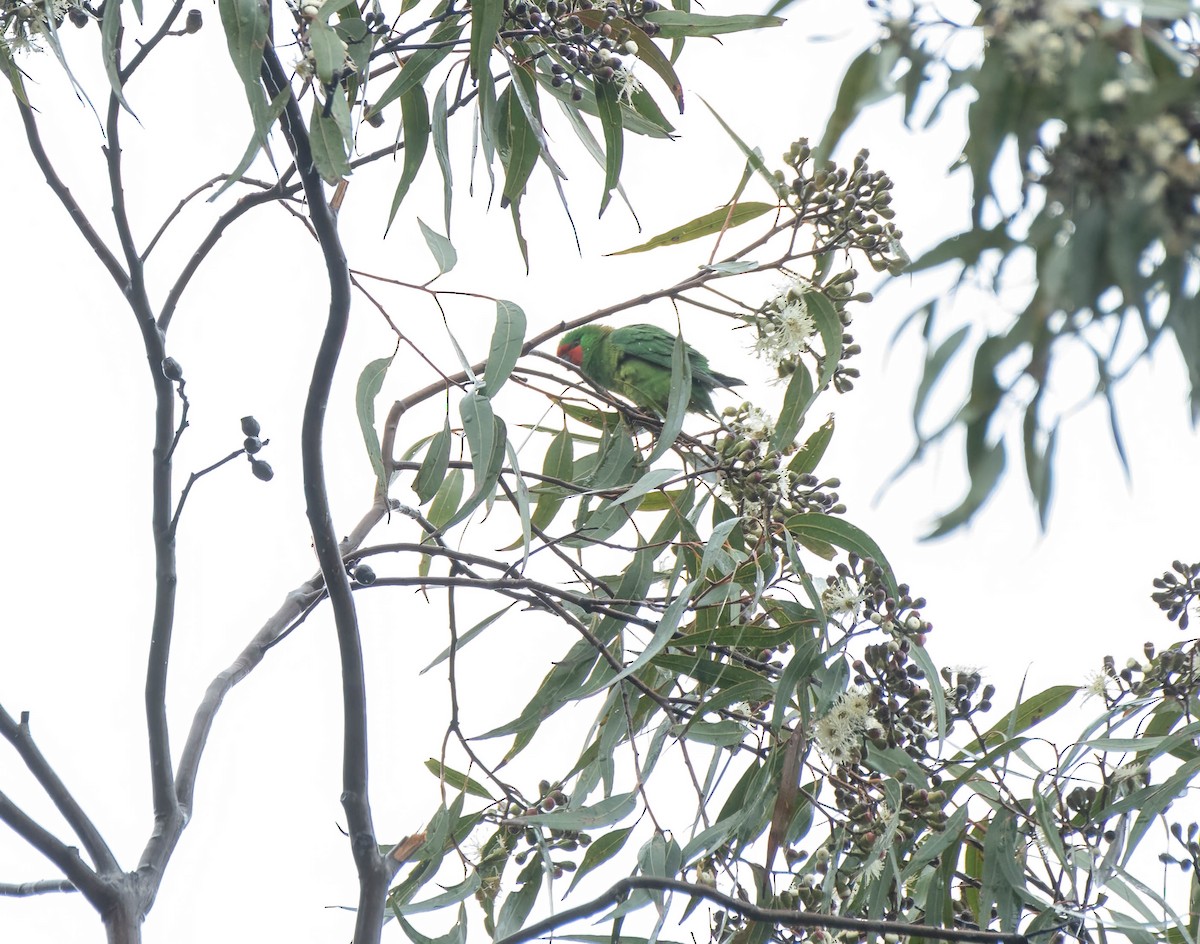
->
[185,9,202,32]
[161,357,184,381]
[250,458,274,482]
[240,416,262,437]
[354,563,377,585]
[244,436,263,455]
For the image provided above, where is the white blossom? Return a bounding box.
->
[754,291,816,365]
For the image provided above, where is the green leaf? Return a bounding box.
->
[504,437,532,564]
[421,468,465,574]
[816,41,901,164]
[387,84,431,225]
[101,0,135,116]
[309,96,352,185]
[432,81,453,234]
[807,291,843,393]
[309,14,343,86]
[218,0,271,142]
[644,334,691,464]
[700,98,787,200]
[566,825,634,894]
[483,300,527,396]
[421,605,513,675]
[771,361,814,452]
[914,325,971,432]
[356,356,395,493]
[925,439,1006,539]
[907,226,1015,274]
[530,427,574,531]
[470,0,504,144]
[367,15,464,119]
[534,71,673,140]
[580,580,698,699]
[424,759,493,800]
[393,872,481,917]
[494,858,543,941]
[643,11,785,38]
[426,468,464,530]
[413,417,453,504]
[784,513,899,599]
[512,792,638,830]
[607,202,776,256]
[595,77,624,217]
[0,38,29,106]
[974,685,1078,749]
[500,72,540,209]
[211,82,291,201]
[977,810,1024,933]
[444,395,507,530]
[418,218,457,277]
[789,416,835,476]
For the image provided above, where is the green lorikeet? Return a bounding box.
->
[556,324,744,416]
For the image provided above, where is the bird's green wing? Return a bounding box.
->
[609,325,712,373]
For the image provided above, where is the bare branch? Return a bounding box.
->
[11,97,128,291]
[260,42,391,940]
[0,707,117,873]
[103,65,183,848]
[493,876,1031,944]
[0,789,108,910]
[119,2,186,81]
[0,879,77,897]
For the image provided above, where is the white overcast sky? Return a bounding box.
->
[2,1,1199,941]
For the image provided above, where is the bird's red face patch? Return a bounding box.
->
[558,341,583,366]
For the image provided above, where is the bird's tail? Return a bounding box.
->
[708,370,745,389]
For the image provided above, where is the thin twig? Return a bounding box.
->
[492,875,1031,944]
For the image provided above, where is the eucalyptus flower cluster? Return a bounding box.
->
[979,0,1097,85]
[1,0,78,52]
[715,403,844,540]
[505,0,655,103]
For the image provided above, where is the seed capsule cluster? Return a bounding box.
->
[504,0,658,100]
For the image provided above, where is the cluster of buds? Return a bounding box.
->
[1163,820,1200,875]
[1101,640,1200,705]
[715,414,845,541]
[777,141,906,277]
[500,780,589,876]
[504,0,657,103]
[1152,559,1200,630]
[939,666,994,721]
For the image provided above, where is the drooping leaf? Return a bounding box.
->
[594,76,624,217]
[789,416,835,476]
[367,15,464,119]
[418,218,457,277]
[607,202,777,256]
[530,427,574,532]
[644,333,691,464]
[387,83,431,225]
[218,0,271,142]
[772,360,814,452]
[101,0,136,116]
[784,513,899,599]
[483,300,527,396]
[356,355,395,493]
[424,759,493,800]
[816,40,902,164]
[643,11,785,38]
[413,417,453,504]
[432,81,453,234]
[309,96,352,184]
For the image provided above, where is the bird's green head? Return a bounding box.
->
[556,325,609,368]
